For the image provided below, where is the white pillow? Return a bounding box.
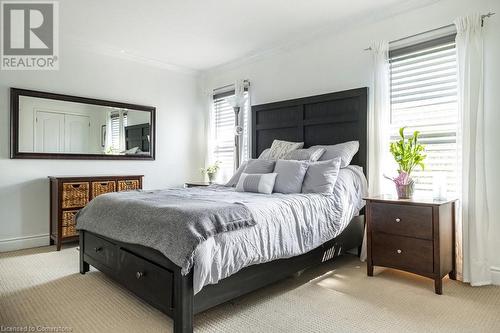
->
[258,148,271,160]
[302,158,342,194]
[283,147,326,161]
[236,173,277,194]
[312,141,359,167]
[268,140,304,159]
[273,160,309,194]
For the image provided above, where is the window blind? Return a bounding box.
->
[110,111,127,151]
[213,93,236,180]
[389,34,458,195]
[212,85,250,181]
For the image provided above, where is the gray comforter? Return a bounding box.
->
[75,188,255,274]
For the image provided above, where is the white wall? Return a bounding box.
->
[202,0,500,280]
[0,43,205,251]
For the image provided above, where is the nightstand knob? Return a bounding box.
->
[136,271,144,279]
[395,218,401,223]
[397,249,402,254]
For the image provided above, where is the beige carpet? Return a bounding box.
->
[1,246,499,333]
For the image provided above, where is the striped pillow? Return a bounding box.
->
[283,147,326,161]
[235,173,277,194]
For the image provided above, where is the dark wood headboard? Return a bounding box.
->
[251,87,368,175]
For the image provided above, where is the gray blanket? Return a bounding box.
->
[76,188,255,274]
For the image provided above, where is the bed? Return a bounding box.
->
[78,87,368,333]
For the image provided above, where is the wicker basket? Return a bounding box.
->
[91,181,116,198]
[62,210,78,237]
[118,180,140,192]
[62,182,89,208]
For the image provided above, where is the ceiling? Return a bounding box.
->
[62,0,439,73]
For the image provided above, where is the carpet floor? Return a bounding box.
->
[1,245,499,333]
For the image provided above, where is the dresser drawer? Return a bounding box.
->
[91,181,116,199]
[84,233,117,269]
[62,182,89,208]
[117,179,141,192]
[372,233,434,274]
[371,202,433,239]
[118,249,173,312]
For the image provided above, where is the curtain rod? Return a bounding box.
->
[363,12,495,51]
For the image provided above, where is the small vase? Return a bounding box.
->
[396,182,414,199]
[207,173,216,184]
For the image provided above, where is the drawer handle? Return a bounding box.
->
[395,218,401,223]
[136,271,144,279]
[397,249,402,254]
[94,247,102,253]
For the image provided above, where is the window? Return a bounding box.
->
[211,88,249,182]
[110,111,127,152]
[389,35,458,196]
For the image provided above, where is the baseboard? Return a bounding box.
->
[0,234,50,252]
[492,267,500,286]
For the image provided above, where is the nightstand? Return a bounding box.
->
[184,182,211,188]
[365,196,457,294]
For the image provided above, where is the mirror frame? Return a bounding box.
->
[10,88,156,160]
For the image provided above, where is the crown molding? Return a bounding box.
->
[203,0,443,76]
[64,36,201,76]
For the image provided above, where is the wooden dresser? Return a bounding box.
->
[365,196,457,294]
[49,175,143,250]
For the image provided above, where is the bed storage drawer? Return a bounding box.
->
[84,233,117,269]
[118,249,173,312]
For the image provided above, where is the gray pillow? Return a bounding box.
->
[302,158,341,194]
[283,147,326,161]
[268,140,304,159]
[312,141,359,167]
[226,161,248,187]
[236,173,277,194]
[244,159,275,174]
[273,160,309,194]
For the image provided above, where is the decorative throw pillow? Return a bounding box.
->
[302,158,342,194]
[273,160,309,194]
[236,173,277,194]
[244,159,276,174]
[258,148,271,160]
[283,147,326,161]
[226,161,248,187]
[268,140,304,160]
[312,141,359,167]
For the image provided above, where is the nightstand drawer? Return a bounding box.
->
[372,233,433,274]
[371,202,433,240]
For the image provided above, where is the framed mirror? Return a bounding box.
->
[10,88,155,160]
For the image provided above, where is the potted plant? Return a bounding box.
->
[386,127,426,199]
[201,161,221,184]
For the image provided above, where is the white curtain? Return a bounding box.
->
[204,88,216,166]
[119,111,127,152]
[455,14,490,285]
[368,41,391,195]
[360,41,390,262]
[104,111,113,154]
[228,79,251,167]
